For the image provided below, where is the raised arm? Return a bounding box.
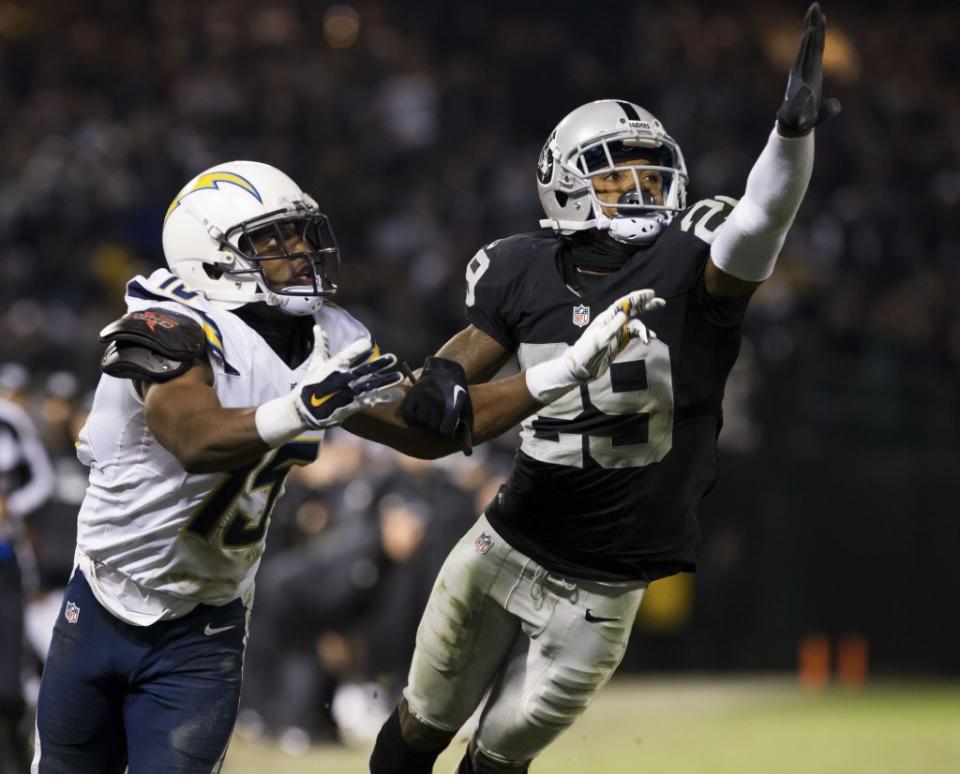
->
[705,2,840,298]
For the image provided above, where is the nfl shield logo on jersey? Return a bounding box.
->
[572,305,591,328]
[475,532,494,554]
[64,601,80,624]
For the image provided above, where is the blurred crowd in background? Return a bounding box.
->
[0,0,957,750]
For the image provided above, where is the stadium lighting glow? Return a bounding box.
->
[324,5,360,49]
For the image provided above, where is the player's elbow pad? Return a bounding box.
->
[711,127,814,282]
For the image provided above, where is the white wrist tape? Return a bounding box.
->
[525,354,578,404]
[711,126,814,282]
[255,394,305,448]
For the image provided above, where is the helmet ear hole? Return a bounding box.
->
[203,264,223,280]
[554,191,568,208]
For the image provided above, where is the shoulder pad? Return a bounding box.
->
[471,231,557,288]
[99,308,206,382]
[676,196,739,244]
[484,230,560,257]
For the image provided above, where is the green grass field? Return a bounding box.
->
[223,676,960,774]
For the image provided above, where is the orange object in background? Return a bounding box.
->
[798,633,830,693]
[837,632,869,690]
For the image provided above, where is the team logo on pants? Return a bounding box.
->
[572,305,591,328]
[64,601,80,624]
[475,532,493,554]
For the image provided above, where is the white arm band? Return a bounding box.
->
[711,126,814,282]
[255,394,305,448]
[525,355,578,405]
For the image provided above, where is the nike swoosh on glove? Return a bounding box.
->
[255,330,405,447]
[401,356,474,453]
[776,2,842,133]
[295,333,405,429]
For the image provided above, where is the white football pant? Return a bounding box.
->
[404,513,646,764]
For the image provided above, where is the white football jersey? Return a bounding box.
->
[75,269,370,626]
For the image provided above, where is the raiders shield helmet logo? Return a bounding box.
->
[572,304,591,328]
[537,134,556,185]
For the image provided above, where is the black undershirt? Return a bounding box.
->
[230,303,314,369]
[560,231,643,292]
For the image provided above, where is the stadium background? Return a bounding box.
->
[0,0,957,770]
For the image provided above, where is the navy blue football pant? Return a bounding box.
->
[33,570,247,773]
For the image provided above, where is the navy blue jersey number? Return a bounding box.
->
[184,441,319,549]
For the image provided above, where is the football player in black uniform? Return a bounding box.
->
[370,4,840,773]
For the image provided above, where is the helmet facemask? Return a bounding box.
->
[573,136,687,244]
[537,101,689,246]
[215,202,341,315]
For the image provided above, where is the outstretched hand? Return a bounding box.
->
[776,2,842,136]
[254,331,406,448]
[294,331,405,429]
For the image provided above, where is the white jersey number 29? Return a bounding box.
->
[519,338,674,469]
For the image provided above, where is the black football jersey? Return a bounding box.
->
[465,197,750,582]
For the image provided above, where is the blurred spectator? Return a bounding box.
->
[20,374,92,694]
[0,393,53,771]
[241,435,481,745]
[27,373,89,592]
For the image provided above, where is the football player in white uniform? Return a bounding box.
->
[369,5,840,773]
[32,160,662,773]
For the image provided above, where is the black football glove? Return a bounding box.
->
[776,3,842,134]
[401,356,474,455]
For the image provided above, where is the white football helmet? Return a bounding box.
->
[162,160,340,315]
[537,100,688,244]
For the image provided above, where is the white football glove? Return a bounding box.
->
[255,330,405,447]
[525,289,665,404]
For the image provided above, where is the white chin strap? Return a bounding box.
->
[265,289,326,316]
[594,210,668,245]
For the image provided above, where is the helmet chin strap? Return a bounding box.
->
[538,217,595,232]
[264,289,326,316]
[594,209,668,245]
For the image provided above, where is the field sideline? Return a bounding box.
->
[223,676,960,773]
